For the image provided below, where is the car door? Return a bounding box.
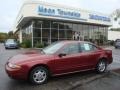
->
[79,43,103,69]
[54,43,84,75]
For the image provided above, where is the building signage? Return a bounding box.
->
[89,14,111,22]
[38,5,111,22]
[38,6,84,20]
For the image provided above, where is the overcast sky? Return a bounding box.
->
[0,0,120,33]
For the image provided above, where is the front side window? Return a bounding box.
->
[61,43,79,55]
[43,42,64,54]
[80,43,97,52]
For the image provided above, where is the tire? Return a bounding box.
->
[16,47,19,49]
[29,66,49,85]
[96,60,107,73]
[5,47,8,49]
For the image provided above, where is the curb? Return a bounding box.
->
[66,73,109,90]
[110,71,120,77]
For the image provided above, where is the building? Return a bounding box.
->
[13,1,112,47]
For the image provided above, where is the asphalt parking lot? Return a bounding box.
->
[0,43,120,90]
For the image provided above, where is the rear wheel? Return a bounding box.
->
[29,66,49,85]
[96,60,107,73]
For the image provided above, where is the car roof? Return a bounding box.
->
[59,40,92,44]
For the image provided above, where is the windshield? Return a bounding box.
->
[6,39,15,43]
[43,42,64,54]
[116,39,120,42]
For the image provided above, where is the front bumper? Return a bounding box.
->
[115,45,120,48]
[5,64,27,80]
[5,45,18,49]
[109,57,113,64]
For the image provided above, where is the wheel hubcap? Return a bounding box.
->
[33,70,46,83]
[98,61,106,72]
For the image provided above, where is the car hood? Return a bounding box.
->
[8,51,54,64]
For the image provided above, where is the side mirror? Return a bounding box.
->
[58,53,66,57]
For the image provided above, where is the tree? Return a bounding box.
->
[0,32,8,42]
[8,31,14,38]
[112,9,120,21]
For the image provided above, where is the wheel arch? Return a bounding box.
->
[96,57,108,73]
[97,57,108,64]
[27,64,52,80]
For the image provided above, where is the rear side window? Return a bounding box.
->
[61,43,79,55]
[80,43,97,52]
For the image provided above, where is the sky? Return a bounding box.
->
[0,0,120,33]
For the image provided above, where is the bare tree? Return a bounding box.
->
[112,9,120,21]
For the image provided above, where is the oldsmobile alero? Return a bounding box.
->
[5,41,113,85]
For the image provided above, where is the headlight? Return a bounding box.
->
[8,63,21,69]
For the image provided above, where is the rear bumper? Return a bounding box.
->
[108,57,113,64]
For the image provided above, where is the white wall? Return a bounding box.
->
[108,31,120,41]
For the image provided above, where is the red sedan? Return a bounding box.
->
[5,41,113,85]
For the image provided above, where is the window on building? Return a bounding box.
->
[59,23,65,29]
[42,29,50,38]
[51,22,58,29]
[42,20,51,28]
[51,29,58,39]
[73,24,78,31]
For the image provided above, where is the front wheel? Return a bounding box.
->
[96,60,107,73]
[5,47,8,49]
[29,66,49,85]
[115,46,118,49]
